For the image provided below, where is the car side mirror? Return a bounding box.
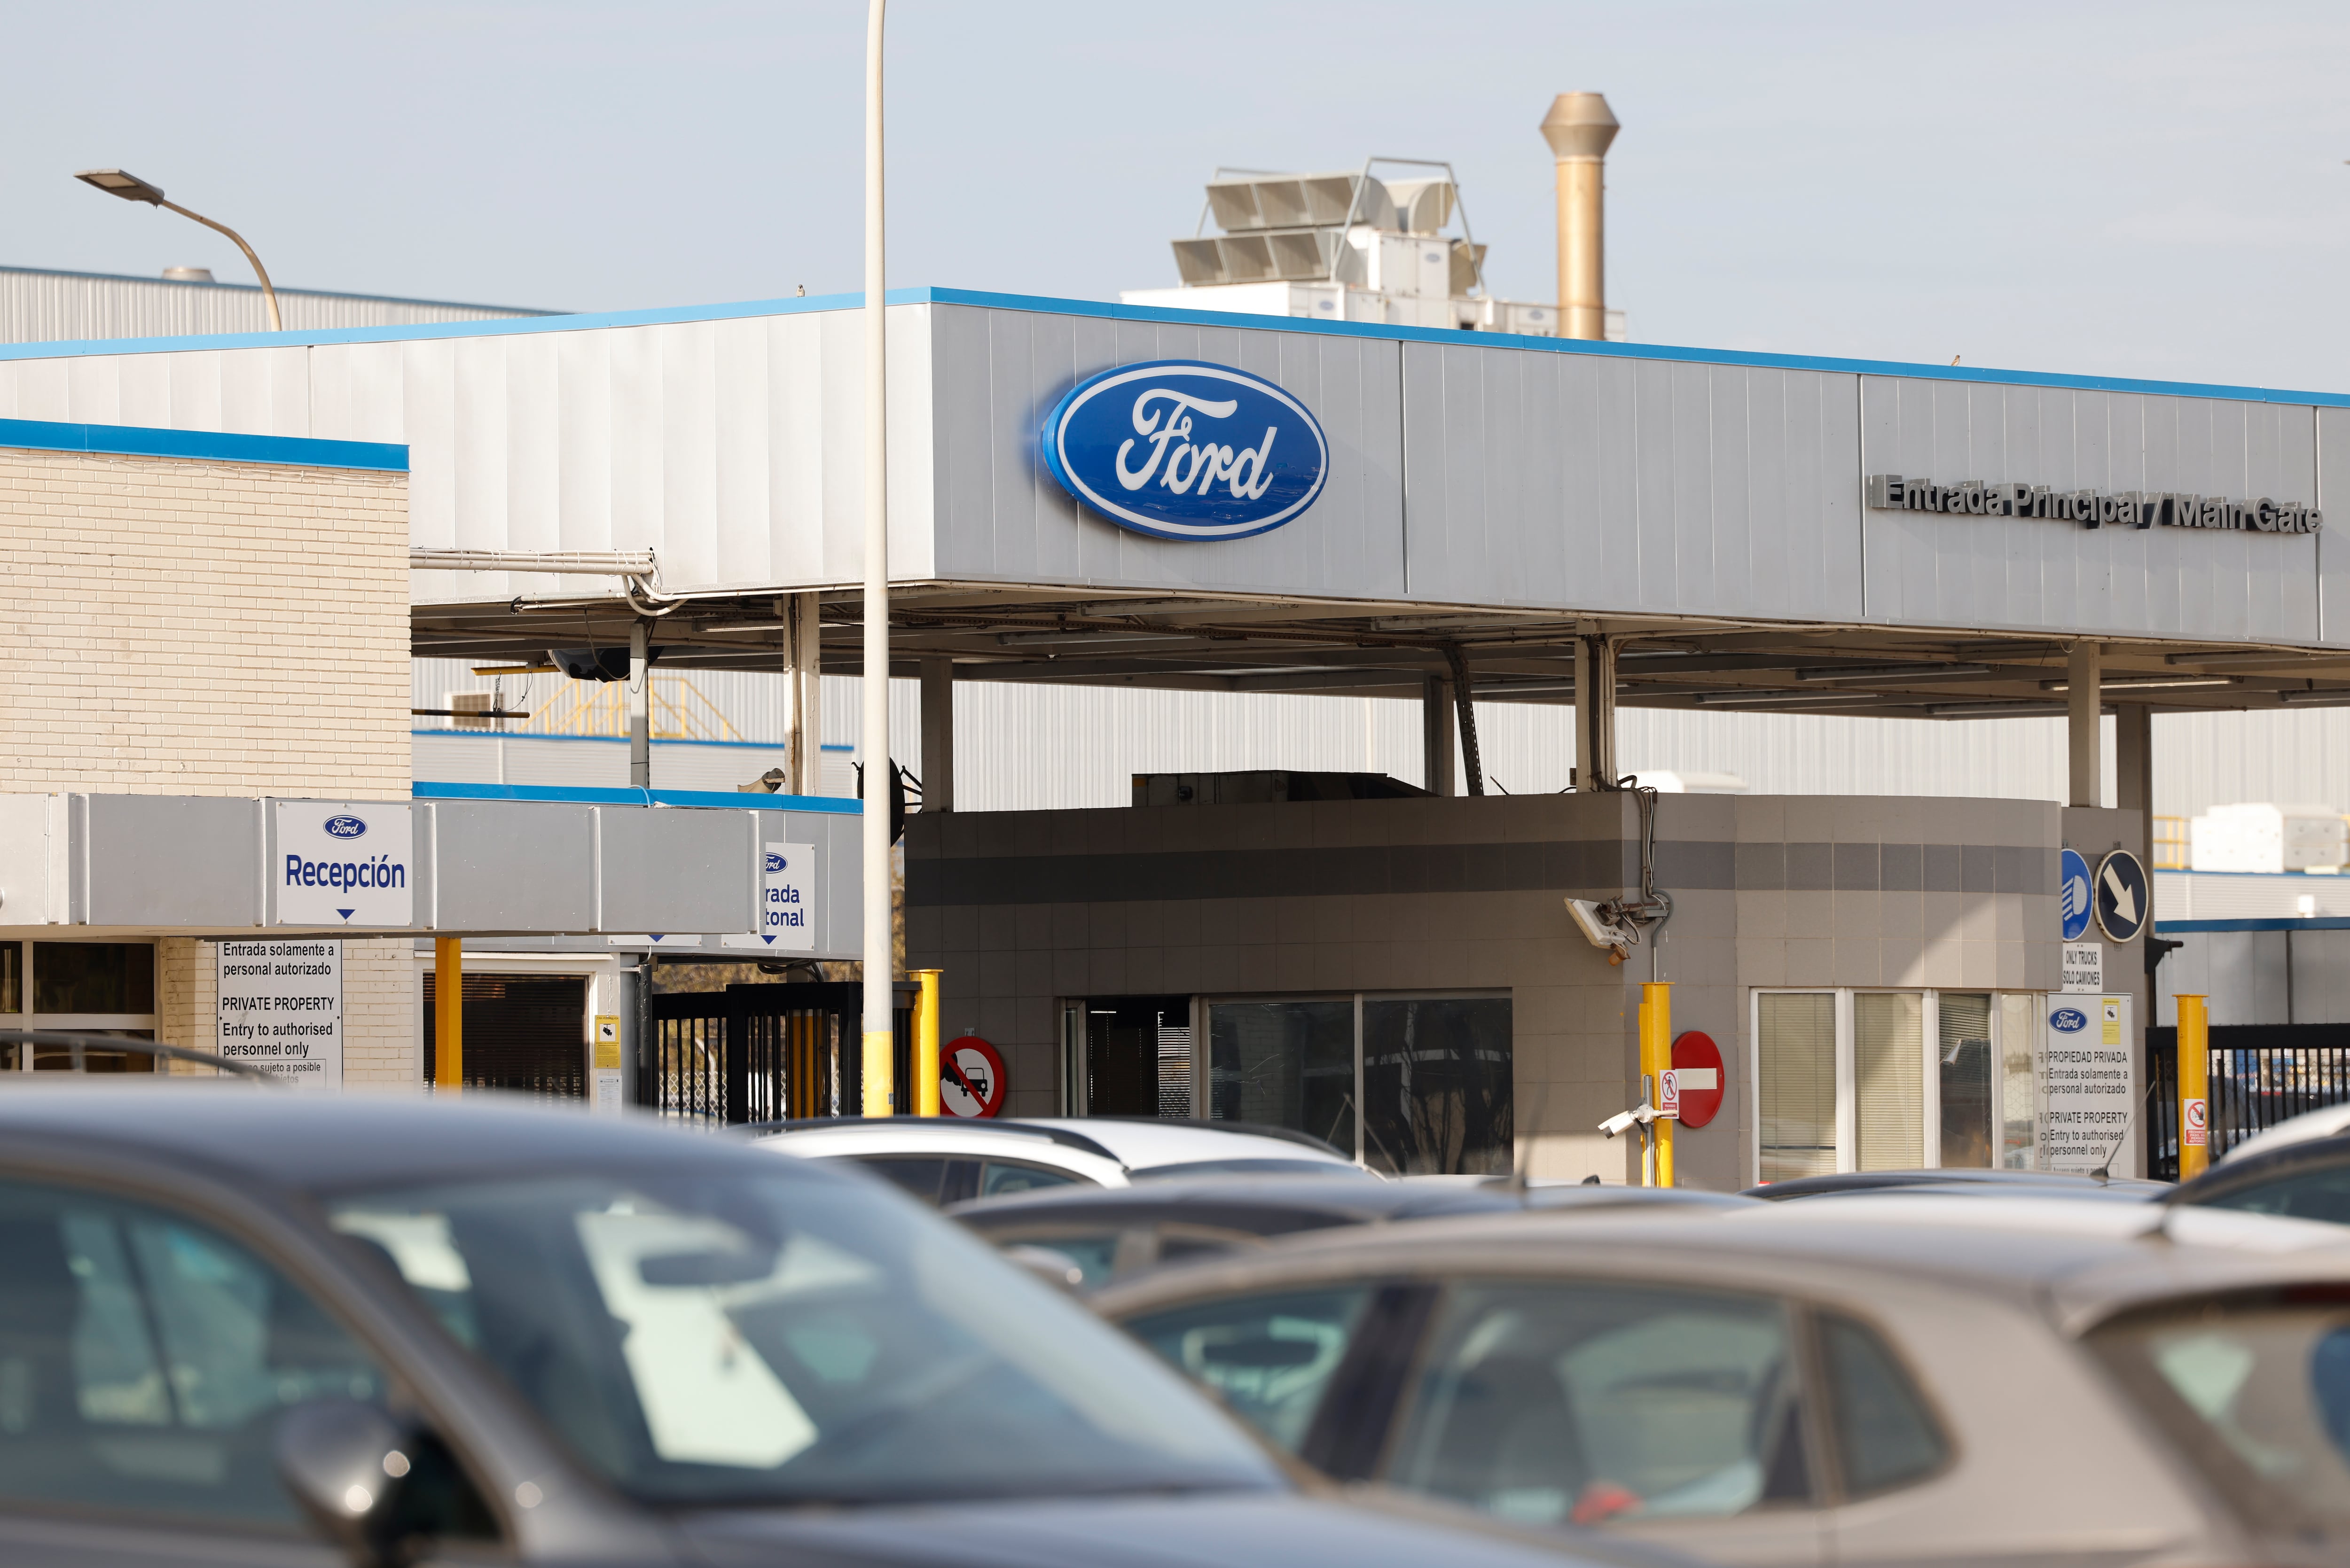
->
[273,1399,419,1568]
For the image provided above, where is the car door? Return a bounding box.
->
[0,1170,502,1568]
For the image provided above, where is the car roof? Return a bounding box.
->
[2176,1130,2350,1205]
[748,1116,1356,1173]
[2220,1102,2350,1164]
[0,1082,799,1194]
[1747,1168,2167,1201]
[949,1175,1751,1232]
[1089,1194,2350,1335]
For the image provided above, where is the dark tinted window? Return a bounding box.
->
[0,1178,485,1535]
[1125,1286,1376,1451]
[1386,1280,1810,1527]
[978,1160,1084,1198]
[32,942,154,1014]
[2206,1166,2350,1227]
[1819,1312,1945,1495]
[852,1155,954,1203]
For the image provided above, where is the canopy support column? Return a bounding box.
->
[2068,641,2102,808]
[1574,636,1619,789]
[920,657,954,812]
[1422,674,1456,796]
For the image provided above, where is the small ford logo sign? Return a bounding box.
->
[1041,359,1329,541]
[2050,1008,2087,1033]
[324,815,367,839]
[764,852,787,874]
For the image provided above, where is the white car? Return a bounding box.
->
[2221,1100,2350,1164]
[752,1117,1369,1205]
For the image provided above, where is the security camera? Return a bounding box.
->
[1598,1103,1657,1139]
[1566,897,1633,959]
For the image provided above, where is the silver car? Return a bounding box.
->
[1094,1195,2350,1567]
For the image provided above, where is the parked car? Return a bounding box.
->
[2219,1100,2350,1163]
[1091,1196,2350,1566]
[750,1115,1364,1204]
[950,1174,1752,1287]
[1743,1168,2167,1202]
[0,1084,1692,1568]
[2172,1130,2350,1224]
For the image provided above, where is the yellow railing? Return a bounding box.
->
[2153,815,2188,870]
[442,674,747,742]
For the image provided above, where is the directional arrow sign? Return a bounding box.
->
[2093,850,2150,943]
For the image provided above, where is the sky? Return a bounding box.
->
[8,1,2350,389]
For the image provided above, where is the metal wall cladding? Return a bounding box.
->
[426,801,598,931]
[0,268,542,348]
[83,795,259,927]
[2316,407,2350,644]
[595,807,758,935]
[1861,376,2328,643]
[0,303,943,603]
[927,304,1406,600]
[1401,345,1862,617]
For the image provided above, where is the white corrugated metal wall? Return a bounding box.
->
[0,266,546,344]
[411,657,2347,818]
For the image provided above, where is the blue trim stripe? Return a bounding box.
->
[2157,918,2350,933]
[3,284,2346,412]
[0,417,407,472]
[413,779,860,814]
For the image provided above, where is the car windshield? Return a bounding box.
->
[2088,1293,2350,1538]
[326,1168,1281,1508]
[1131,1158,1368,1181]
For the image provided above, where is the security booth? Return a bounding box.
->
[8,290,2348,1181]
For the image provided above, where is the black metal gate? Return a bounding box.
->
[2147,1023,2350,1179]
[644,981,915,1126]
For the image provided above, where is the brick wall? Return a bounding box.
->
[5,445,415,1079]
[0,447,409,799]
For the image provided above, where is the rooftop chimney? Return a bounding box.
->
[1540,93,1618,341]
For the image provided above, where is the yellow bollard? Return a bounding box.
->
[2177,993,2210,1182]
[1644,981,1675,1187]
[434,937,462,1094]
[1635,996,1652,1185]
[912,969,942,1116]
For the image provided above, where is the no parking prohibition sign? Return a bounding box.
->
[941,1035,1007,1118]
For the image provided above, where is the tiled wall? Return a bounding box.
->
[905,792,2089,1190]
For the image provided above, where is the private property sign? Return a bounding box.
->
[217,938,342,1088]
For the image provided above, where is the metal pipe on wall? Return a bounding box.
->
[627,622,650,789]
[1540,93,1619,342]
[861,0,897,1116]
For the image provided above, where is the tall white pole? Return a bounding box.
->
[860,0,896,1115]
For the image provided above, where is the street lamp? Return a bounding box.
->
[860,0,894,1114]
[74,168,282,331]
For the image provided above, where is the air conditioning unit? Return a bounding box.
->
[448,691,500,731]
[1387,178,1456,235]
[2191,803,2349,873]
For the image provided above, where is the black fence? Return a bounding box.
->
[645,981,914,1126]
[2147,1023,2350,1179]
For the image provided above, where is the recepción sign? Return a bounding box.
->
[274,802,414,927]
[1041,359,1329,541]
[217,938,341,1088]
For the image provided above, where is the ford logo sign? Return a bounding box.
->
[323,815,367,839]
[764,852,787,874]
[1041,359,1329,541]
[2050,1008,2087,1033]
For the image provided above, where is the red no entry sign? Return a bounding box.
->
[941,1035,1006,1119]
[1671,1031,1725,1129]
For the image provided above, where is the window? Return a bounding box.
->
[1854,993,1923,1170]
[1758,993,1836,1182]
[1124,1286,1378,1452]
[1937,993,1994,1169]
[1817,1313,1946,1494]
[1068,997,1193,1118]
[1754,990,2042,1184]
[977,1160,1082,1198]
[1194,993,1512,1175]
[0,941,158,1074]
[0,1177,480,1535]
[1385,1280,1812,1527]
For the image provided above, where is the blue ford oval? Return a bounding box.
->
[764,851,788,874]
[1041,360,1328,541]
[324,815,368,839]
[2050,1008,2087,1033]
